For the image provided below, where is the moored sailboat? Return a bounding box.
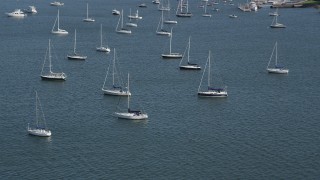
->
[116,10,132,34]
[27,91,52,137]
[96,24,111,52]
[51,9,68,35]
[114,74,148,120]
[102,48,131,96]
[266,41,289,74]
[41,39,66,81]
[198,50,227,97]
[179,36,201,70]
[161,28,182,59]
[67,29,87,60]
[83,3,95,22]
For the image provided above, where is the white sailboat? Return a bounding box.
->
[266,41,289,74]
[41,39,66,81]
[198,50,228,97]
[270,15,286,28]
[102,48,131,96]
[51,9,68,35]
[161,28,182,59]
[96,24,111,52]
[67,29,87,60]
[27,91,52,137]
[176,0,192,17]
[179,36,201,70]
[202,2,212,17]
[128,9,142,19]
[116,10,132,34]
[114,73,148,120]
[83,3,95,22]
[156,11,171,36]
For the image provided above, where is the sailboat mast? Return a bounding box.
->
[127,73,130,111]
[35,91,39,127]
[169,28,173,54]
[57,9,60,30]
[74,29,77,53]
[208,50,211,88]
[187,36,190,63]
[121,9,124,28]
[112,49,116,86]
[161,10,164,29]
[49,39,52,73]
[100,24,103,47]
[275,41,278,66]
[86,3,89,19]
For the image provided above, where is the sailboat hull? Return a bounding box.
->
[83,18,95,22]
[161,53,182,58]
[96,47,111,52]
[176,13,192,17]
[164,20,178,24]
[41,73,66,81]
[28,128,52,137]
[102,89,131,96]
[114,112,148,120]
[52,30,68,35]
[267,68,289,74]
[179,65,201,70]
[116,29,132,34]
[67,55,87,60]
[198,91,228,97]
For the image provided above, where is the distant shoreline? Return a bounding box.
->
[270,0,320,8]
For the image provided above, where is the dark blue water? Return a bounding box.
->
[1,0,320,179]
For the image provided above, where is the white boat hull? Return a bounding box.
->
[162,53,182,58]
[114,112,148,120]
[41,73,66,81]
[198,90,228,97]
[28,128,52,137]
[164,20,178,24]
[179,65,201,70]
[126,22,138,27]
[116,29,132,34]
[83,18,95,22]
[67,55,87,60]
[156,31,171,36]
[176,13,192,17]
[270,23,286,28]
[96,47,111,52]
[102,89,131,96]
[202,13,212,17]
[52,29,68,35]
[267,68,289,74]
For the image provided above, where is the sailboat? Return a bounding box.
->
[179,36,201,70]
[51,9,68,35]
[270,15,286,28]
[102,48,131,96]
[266,41,289,74]
[114,73,148,120]
[202,2,212,17]
[176,0,192,17]
[198,50,228,97]
[156,11,171,36]
[96,24,111,52]
[41,39,66,81]
[67,29,87,60]
[128,9,142,19]
[161,28,182,59]
[27,91,52,137]
[83,3,95,22]
[116,9,132,34]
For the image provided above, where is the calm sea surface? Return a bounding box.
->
[1,0,320,179]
